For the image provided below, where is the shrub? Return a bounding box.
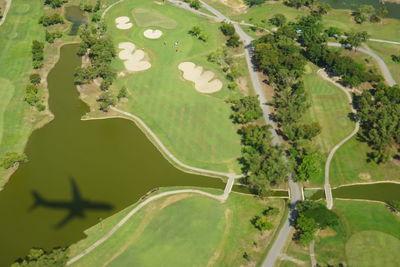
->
[29,74,41,85]
[0,152,27,169]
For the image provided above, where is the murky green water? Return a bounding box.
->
[309,182,400,202]
[322,0,400,19]
[0,44,226,266]
[64,6,87,35]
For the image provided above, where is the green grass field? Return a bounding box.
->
[329,136,400,185]
[315,200,400,266]
[0,0,51,187]
[68,189,286,266]
[101,0,244,173]
[301,64,355,185]
[366,41,400,84]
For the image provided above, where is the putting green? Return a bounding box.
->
[346,230,400,267]
[132,7,178,29]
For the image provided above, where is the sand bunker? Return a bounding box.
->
[178,62,223,94]
[118,42,151,72]
[143,29,163,39]
[115,16,133,29]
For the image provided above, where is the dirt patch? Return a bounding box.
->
[159,194,192,210]
[318,228,337,237]
[358,172,372,180]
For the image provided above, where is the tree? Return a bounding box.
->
[269,14,286,27]
[229,96,263,123]
[294,201,339,245]
[188,26,201,37]
[226,34,241,47]
[32,40,44,69]
[251,215,273,231]
[97,91,116,111]
[391,54,400,63]
[44,0,68,8]
[189,0,201,10]
[39,14,64,26]
[386,200,400,213]
[117,86,128,100]
[325,27,342,39]
[341,31,369,49]
[244,0,267,7]
[45,30,62,43]
[219,22,235,36]
[24,84,40,106]
[0,152,27,169]
[295,152,322,182]
[11,247,67,266]
[29,74,41,85]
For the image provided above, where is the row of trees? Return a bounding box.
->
[352,5,388,24]
[188,26,209,42]
[11,247,67,266]
[80,0,101,13]
[296,13,381,88]
[32,40,44,69]
[39,13,64,26]
[238,123,290,196]
[219,22,241,48]
[354,83,400,163]
[44,0,68,8]
[74,22,128,111]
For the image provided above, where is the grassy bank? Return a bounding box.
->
[68,189,286,266]
[0,0,50,187]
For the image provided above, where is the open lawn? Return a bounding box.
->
[67,189,286,266]
[366,41,400,84]
[314,200,400,266]
[301,64,355,185]
[329,136,400,185]
[100,0,245,173]
[0,0,50,188]
[203,0,400,42]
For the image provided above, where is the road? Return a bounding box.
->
[0,0,12,27]
[327,42,396,86]
[185,2,302,266]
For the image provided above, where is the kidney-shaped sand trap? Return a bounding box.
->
[118,42,151,72]
[178,62,223,94]
[115,16,133,29]
[143,29,163,39]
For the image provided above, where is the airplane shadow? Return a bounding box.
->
[29,176,113,229]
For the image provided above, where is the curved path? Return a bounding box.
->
[327,42,396,86]
[317,69,360,210]
[110,107,241,180]
[66,181,234,266]
[0,0,12,27]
